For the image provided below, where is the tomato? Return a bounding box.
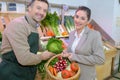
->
[62,42,67,49]
[70,62,79,72]
[61,70,71,79]
[69,71,75,77]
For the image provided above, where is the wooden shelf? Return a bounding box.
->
[0,0,30,4]
[50,3,77,10]
[0,0,78,10]
[96,48,117,80]
[40,35,69,41]
[0,11,25,15]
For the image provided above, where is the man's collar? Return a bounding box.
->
[25,14,40,28]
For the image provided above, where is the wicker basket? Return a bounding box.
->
[35,70,49,80]
[45,54,80,80]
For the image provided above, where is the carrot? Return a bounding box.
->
[48,66,54,75]
[53,68,57,76]
[46,30,55,36]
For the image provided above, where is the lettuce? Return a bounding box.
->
[46,38,64,54]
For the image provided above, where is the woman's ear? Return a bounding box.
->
[88,19,91,24]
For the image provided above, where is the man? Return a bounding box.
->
[0,0,54,80]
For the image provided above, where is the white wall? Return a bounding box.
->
[0,2,7,12]
[88,0,114,37]
[1,0,88,15]
[113,0,120,42]
[48,0,88,15]
[16,3,25,13]
[88,0,120,43]
[0,2,25,13]
[48,0,87,7]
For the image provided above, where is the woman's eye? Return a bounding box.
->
[75,15,87,21]
[43,9,47,13]
[75,15,79,18]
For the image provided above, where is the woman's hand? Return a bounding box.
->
[61,50,73,61]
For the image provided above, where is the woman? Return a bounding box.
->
[62,6,105,80]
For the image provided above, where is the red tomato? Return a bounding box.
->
[69,71,75,77]
[70,62,79,72]
[61,70,71,79]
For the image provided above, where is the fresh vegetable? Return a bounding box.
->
[0,32,2,41]
[53,67,57,76]
[64,16,75,33]
[56,71,63,78]
[65,65,71,71]
[61,70,71,79]
[61,31,68,36]
[69,71,75,77]
[37,60,48,80]
[46,38,64,54]
[48,66,57,76]
[48,66,54,75]
[40,12,60,36]
[38,60,47,73]
[62,42,67,49]
[53,56,67,72]
[70,62,79,72]
[46,30,55,36]
[49,57,59,66]
[49,56,70,72]
[48,55,80,79]
[37,38,65,79]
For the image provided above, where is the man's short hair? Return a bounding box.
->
[28,0,49,7]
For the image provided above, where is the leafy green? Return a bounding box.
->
[0,32,2,42]
[64,16,75,33]
[37,60,47,80]
[40,12,60,36]
[46,38,64,54]
[49,57,59,66]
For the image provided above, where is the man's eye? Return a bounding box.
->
[81,17,85,20]
[37,7,41,10]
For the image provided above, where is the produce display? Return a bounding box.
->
[45,54,80,80]
[39,12,75,37]
[40,12,60,36]
[37,37,80,80]
[64,16,75,33]
[37,37,66,79]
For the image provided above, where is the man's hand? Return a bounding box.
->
[40,51,55,60]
